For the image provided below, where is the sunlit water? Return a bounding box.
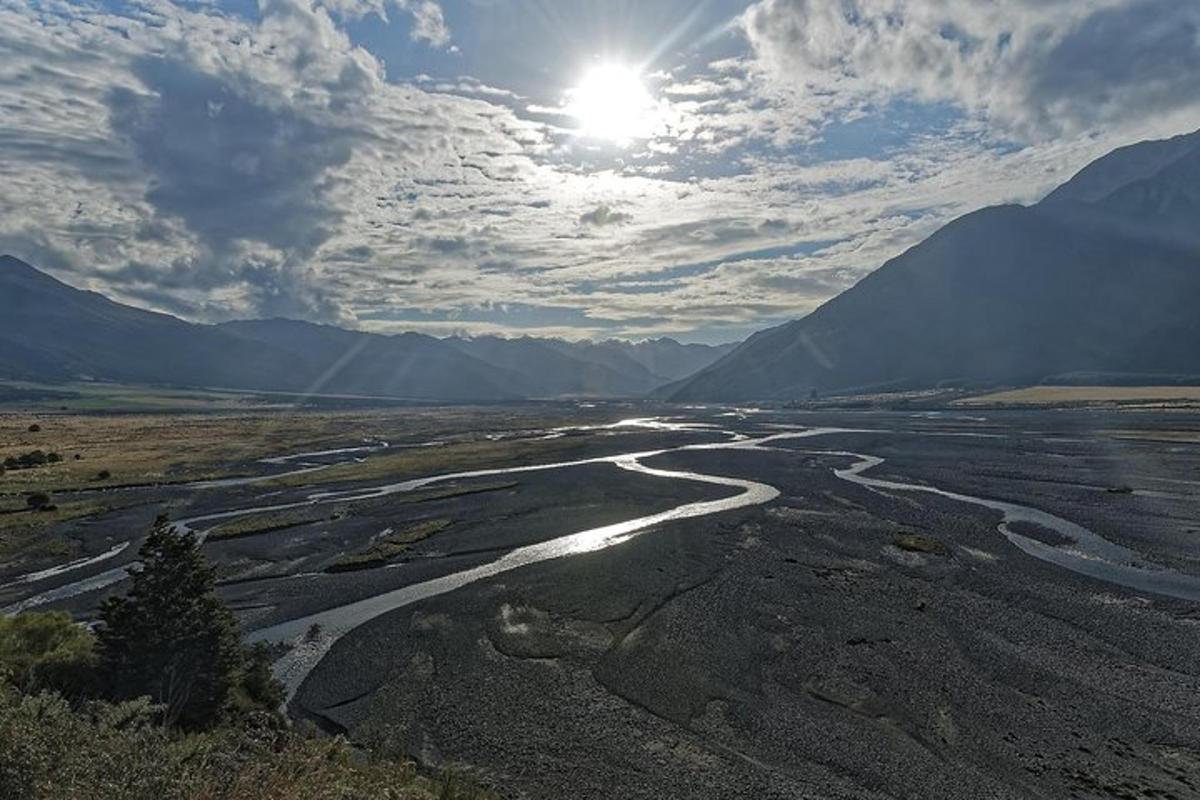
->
[6,418,1200,701]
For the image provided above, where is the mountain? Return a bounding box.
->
[218,320,523,401]
[604,338,739,382]
[0,256,733,400]
[0,255,312,392]
[443,336,737,397]
[665,129,1200,402]
[445,336,658,397]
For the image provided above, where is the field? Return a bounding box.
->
[958,384,1200,407]
[4,401,1200,799]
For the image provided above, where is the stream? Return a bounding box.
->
[4,419,1199,700]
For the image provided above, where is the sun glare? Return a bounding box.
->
[567,63,656,144]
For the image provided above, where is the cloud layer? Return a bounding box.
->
[0,0,1196,342]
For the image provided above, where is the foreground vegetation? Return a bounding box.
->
[0,687,490,800]
[0,517,493,800]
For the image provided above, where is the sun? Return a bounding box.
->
[566,63,656,144]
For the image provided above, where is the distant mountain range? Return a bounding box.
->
[665,128,1200,401]
[0,256,735,401]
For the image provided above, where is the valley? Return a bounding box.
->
[4,403,1200,798]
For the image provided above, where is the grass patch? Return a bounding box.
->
[206,508,340,541]
[327,519,452,573]
[958,386,1200,407]
[892,532,947,554]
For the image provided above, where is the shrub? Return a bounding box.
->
[893,531,947,554]
[26,492,52,511]
[231,643,285,714]
[27,423,41,433]
[4,450,62,471]
[0,612,97,698]
[96,470,112,481]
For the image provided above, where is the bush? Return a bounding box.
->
[27,423,41,433]
[0,612,97,698]
[26,492,52,511]
[4,450,62,471]
[230,643,285,714]
[96,470,112,481]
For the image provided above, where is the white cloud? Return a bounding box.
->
[740,0,1200,140]
[0,0,1196,341]
[403,0,451,47]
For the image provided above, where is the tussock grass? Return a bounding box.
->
[327,519,452,572]
[207,508,338,541]
[892,532,947,554]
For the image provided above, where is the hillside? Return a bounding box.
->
[665,129,1200,401]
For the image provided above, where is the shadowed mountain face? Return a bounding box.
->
[666,129,1200,402]
[0,257,733,400]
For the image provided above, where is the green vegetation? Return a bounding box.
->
[892,532,948,554]
[97,516,253,730]
[207,508,338,541]
[327,518,452,572]
[4,450,63,470]
[0,516,496,799]
[0,686,492,800]
[0,612,96,698]
[25,492,54,511]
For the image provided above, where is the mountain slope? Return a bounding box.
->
[607,338,739,382]
[667,129,1200,402]
[0,256,311,391]
[0,256,734,400]
[219,320,523,401]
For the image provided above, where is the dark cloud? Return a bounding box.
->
[741,0,1200,139]
[109,58,356,255]
[1025,0,1200,133]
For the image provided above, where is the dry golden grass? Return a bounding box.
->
[0,411,402,494]
[1,406,609,496]
[957,386,1200,407]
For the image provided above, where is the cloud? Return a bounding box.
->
[0,0,1195,342]
[400,0,451,47]
[579,205,633,226]
[740,0,1200,139]
[316,0,451,47]
[108,58,355,255]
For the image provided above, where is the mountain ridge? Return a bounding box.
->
[665,128,1200,401]
[0,256,734,401]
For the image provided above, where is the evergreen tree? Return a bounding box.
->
[96,515,242,730]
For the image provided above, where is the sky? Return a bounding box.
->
[2,0,1199,344]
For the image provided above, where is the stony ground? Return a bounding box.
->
[6,405,1200,798]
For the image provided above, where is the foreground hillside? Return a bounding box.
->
[667,129,1200,401]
